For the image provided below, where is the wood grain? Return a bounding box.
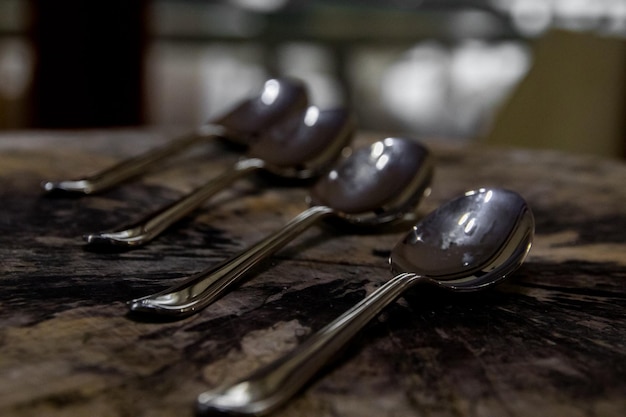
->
[0,130,624,417]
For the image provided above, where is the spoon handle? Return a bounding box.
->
[84,157,265,249]
[196,272,420,416]
[128,205,335,317]
[41,124,225,195]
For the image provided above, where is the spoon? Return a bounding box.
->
[84,106,355,249]
[41,78,308,195]
[195,187,535,416]
[128,137,434,317]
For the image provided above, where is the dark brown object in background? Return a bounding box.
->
[30,0,146,128]
[484,30,626,159]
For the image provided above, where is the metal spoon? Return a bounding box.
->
[84,106,355,249]
[195,188,535,416]
[41,78,308,195]
[128,137,434,317]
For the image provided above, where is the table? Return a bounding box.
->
[1,129,625,417]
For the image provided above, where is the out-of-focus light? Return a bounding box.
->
[450,40,531,132]
[276,42,344,108]
[489,0,515,11]
[554,0,603,30]
[511,0,553,36]
[150,1,265,38]
[381,40,530,138]
[447,10,504,38]
[145,42,266,125]
[604,0,626,34]
[495,0,626,36]
[229,0,289,13]
[381,43,449,133]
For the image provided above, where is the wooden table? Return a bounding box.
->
[1,129,625,417]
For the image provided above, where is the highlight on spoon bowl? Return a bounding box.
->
[194,188,534,416]
[41,77,309,195]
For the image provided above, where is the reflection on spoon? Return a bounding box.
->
[41,78,308,195]
[128,137,434,317]
[195,188,534,416]
[84,106,355,249]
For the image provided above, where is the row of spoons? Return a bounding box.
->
[197,187,535,416]
[42,77,535,416]
[42,78,310,195]
[43,77,437,316]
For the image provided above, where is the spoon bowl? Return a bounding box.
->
[128,137,433,316]
[309,137,433,225]
[211,78,310,143]
[42,78,308,194]
[195,188,534,416]
[248,106,355,179]
[392,188,535,290]
[84,106,355,249]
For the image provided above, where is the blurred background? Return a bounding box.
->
[0,0,624,158]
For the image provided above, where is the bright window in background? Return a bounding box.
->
[378,41,531,138]
[1,0,625,135]
[490,0,626,36]
[145,0,532,139]
[144,42,268,126]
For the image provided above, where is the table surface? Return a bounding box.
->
[0,129,625,417]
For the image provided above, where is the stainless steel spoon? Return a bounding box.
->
[195,188,535,416]
[41,78,308,194]
[128,137,434,317]
[84,106,355,249]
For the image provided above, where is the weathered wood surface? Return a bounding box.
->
[0,129,625,417]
